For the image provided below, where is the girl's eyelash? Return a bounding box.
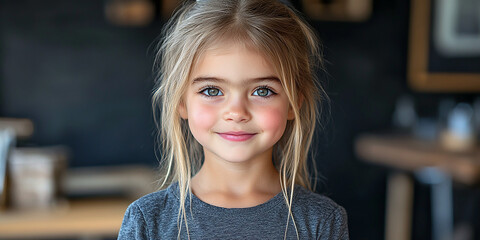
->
[198,85,222,97]
[198,85,218,92]
[253,85,277,98]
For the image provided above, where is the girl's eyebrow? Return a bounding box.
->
[192,76,281,85]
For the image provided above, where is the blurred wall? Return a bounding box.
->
[0,0,158,167]
[1,0,479,240]
[309,1,409,238]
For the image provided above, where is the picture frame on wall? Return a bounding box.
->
[408,0,480,92]
[301,0,372,22]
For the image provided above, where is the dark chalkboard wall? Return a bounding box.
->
[0,0,159,167]
[3,1,479,239]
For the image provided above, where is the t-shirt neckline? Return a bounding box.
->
[168,182,295,217]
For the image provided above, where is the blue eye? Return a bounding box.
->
[253,87,275,97]
[201,87,223,96]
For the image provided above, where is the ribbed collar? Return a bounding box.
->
[168,182,300,218]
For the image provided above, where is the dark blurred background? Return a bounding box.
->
[1,0,480,239]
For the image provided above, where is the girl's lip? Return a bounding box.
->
[217,132,256,141]
[221,131,255,135]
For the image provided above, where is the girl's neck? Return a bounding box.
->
[190,149,281,208]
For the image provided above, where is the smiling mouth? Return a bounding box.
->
[217,132,256,142]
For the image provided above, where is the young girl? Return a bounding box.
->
[118,0,348,239]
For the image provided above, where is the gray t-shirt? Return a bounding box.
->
[118,183,349,239]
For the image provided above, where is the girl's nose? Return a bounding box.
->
[223,97,251,123]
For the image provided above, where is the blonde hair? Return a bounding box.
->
[152,0,326,238]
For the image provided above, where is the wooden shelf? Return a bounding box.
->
[0,198,131,239]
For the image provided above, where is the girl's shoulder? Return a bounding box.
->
[294,185,345,214]
[123,183,180,224]
[293,185,349,239]
[130,183,179,209]
[118,184,181,239]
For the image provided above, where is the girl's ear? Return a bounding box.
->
[178,100,188,119]
[287,94,304,120]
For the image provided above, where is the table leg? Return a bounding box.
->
[385,172,414,240]
[415,167,453,240]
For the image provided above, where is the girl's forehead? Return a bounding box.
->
[206,44,258,59]
[204,38,260,55]
[192,42,278,79]
[187,37,286,86]
[196,38,275,69]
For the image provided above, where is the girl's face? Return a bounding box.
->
[179,41,294,164]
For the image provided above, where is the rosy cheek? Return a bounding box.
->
[188,102,217,131]
[258,107,287,138]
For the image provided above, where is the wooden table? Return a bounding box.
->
[355,134,480,240]
[0,198,131,239]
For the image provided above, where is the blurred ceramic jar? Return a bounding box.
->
[9,147,68,210]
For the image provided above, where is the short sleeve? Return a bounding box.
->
[318,206,349,240]
[117,202,150,240]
